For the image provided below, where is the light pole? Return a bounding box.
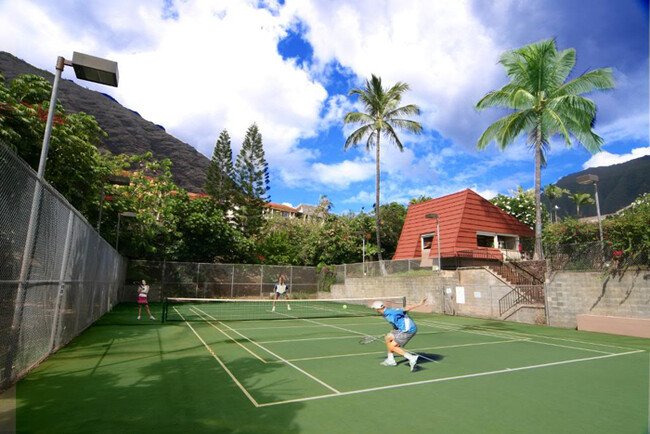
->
[354,231,368,275]
[553,205,560,223]
[116,212,137,251]
[425,213,442,272]
[7,52,118,389]
[576,174,603,244]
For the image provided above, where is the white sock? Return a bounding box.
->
[386,353,395,361]
[405,353,416,362]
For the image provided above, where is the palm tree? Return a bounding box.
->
[543,184,569,222]
[475,39,614,259]
[344,75,422,263]
[569,192,595,217]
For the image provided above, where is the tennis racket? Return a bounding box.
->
[358,335,383,344]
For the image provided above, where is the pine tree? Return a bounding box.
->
[234,123,270,235]
[205,129,235,211]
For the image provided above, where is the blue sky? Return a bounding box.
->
[1,0,648,213]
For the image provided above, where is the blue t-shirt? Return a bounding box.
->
[382,308,416,334]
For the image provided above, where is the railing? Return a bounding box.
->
[487,261,542,286]
[498,285,545,316]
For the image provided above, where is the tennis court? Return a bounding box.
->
[14,300,650,433]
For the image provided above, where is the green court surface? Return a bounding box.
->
[15,303,650,433]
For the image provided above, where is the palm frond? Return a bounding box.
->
[390,119,423,135]
[382,124,404,151]
[385,104,421,119]
[344,111,375,125]
[554,68,615,96]
[344,124,374,150]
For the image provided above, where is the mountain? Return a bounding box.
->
[0,52,209,192]
[543,155,650,218]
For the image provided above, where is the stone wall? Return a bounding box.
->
[546,269,650,328]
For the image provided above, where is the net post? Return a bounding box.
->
[161,260,166,300]
[162,297,167,323]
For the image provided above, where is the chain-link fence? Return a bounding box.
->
[0,143,126,389]
[336,259,440,282]
[123,261,330,301]
[545,242,649,271]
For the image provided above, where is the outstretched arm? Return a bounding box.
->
[404,298,427,313]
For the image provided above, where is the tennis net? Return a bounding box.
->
[162,296,406,322]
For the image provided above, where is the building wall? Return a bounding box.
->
[546,270,650,328]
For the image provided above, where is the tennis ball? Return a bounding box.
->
[343,304,347,309]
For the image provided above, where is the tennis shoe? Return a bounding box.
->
[150,316,155,320]
[287,305,291,311]
[408,355,419,372]
[380,358,397,367]
[272,306,276,312]
[137,316,141,320]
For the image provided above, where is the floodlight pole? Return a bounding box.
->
[5,54,119,389]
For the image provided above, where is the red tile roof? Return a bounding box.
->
[393,189,535,260]
[264,202,298,213]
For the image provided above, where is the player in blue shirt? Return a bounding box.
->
[371,298,426,371]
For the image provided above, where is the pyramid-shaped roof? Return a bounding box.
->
[393,189,534,260]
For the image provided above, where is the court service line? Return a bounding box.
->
[189,308,269,364]
[194,307,341,394]
[258,329,451,345]
[279,338,529,363]
[173,307,260,408]
[272,311,441,364]
[417,319,618,355]
[257,349,644,407]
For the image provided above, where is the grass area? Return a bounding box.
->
[16,303,650,433]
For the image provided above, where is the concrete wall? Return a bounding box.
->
[546,269,650,328]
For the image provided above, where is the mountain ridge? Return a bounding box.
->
[0,51,209,192]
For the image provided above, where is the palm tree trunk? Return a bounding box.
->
[375,131,383,266]
[533,126,544,260]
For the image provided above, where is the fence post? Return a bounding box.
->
[290,266,294,296]
[343,263,347,282]
[162,260,166,301]
[196,263,200,298]
[49,209,74,352]
[260,265,264,297]
[231,264,235,298]
[488,285,493,318]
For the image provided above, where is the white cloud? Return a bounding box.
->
[311,159,375,188]
[583,147,650,169]
[287,0,506,148]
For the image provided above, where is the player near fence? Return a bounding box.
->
[371,298,426,371]
[137,280,155,320]
[271,275,291,312]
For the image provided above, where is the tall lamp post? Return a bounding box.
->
[576,174,603,245]
[425,213,442,272]
[7,52,119,389]
[116,211,137,251]
[97,174,130,233]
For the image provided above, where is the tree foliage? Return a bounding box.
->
[476,39,615,259]
[490,186,549,228]
[234,123,269,236]
[343,75,422,263]
[0,73,108,215]
[205,129,236,212]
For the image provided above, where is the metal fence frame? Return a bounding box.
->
[0,143,126,389]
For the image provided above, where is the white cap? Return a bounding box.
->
[370,301,384,310]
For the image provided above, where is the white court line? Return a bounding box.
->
[271,311,442,364]
[279,338,529,363]
[417,319,623,354]
[189,308,268,363]
[234,321,384,331]
[173,307,260,407]
[258,329,451,345]
[257,349,644,407]
[194,307,341,394]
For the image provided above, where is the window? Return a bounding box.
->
[421,234,434,250]
[477,234,494,248]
